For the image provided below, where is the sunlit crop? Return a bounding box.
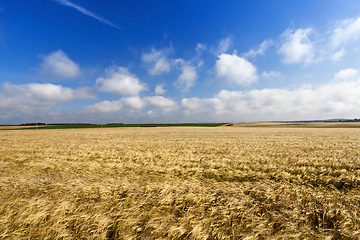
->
[1,126,360,239]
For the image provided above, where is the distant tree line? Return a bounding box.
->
[16,123,125,126]
[339,118,360,122]
[19,123,46,126]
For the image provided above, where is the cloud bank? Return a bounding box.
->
[182,69,360,122]
[0,82,95,114]
[84,95,178,113]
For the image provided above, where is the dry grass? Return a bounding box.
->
[0,126,35,130]
[1,127,360,239]
[231,122,360,128]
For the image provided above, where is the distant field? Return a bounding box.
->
[0,126,35,130]
[2,122,360,130]
[232,122,360,128]
[1,127,360,239]
[1,123,226,130]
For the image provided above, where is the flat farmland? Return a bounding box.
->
[1,127,360,239]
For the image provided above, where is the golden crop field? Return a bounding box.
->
[1,126,360,239]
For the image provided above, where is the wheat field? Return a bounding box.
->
[1,126,360,239]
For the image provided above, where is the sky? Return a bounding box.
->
[1,0,360,124]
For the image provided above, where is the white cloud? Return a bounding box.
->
[174,59,198,91]
[181,69,360,121]
[154,84,166,95]
[121,96,144,110]
[278,28,314,65]
[85,96,144,113]
[52,0,120,29]
[274,18,360,65]
[0,82,95,114]
[144,96,178,112]
[274,17,360,65]
[215,53,259,85]
[331,17,360,48]
[217,37,232,54]
[211,37,232,55]
[150,58,171,75]
[244,39,274,58]
[84,97,144,113]
[96,66,148,96]
[331,48,346,62]
[261,71,282,79]
[333,68,358,81]
[84,95,178,113]
[143,46,202,92]
[182,97,224,112]
[195,43,207,53]
[142,48,172,76]
[84,100,123,113]
[40,50,81,79]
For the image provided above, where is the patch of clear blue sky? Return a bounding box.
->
[1,0,360,123]
[0,1,354,69]
[0,1,356,68]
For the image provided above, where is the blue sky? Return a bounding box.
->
[1,0,360,124]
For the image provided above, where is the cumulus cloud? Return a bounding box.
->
[121,96,145,110]
[96,66,148,96]
[84,96,144,113]
[83,100,123,113]
[84,97,143,113]
[142,48,172,75]
[142,46,202,92]
[182,97,224,112]
[215,53,259,85]
[40,50,81,79]
[331,17,360,48]
[275,17,360,65]
[0,82,95,114]
[144,96,178,112]
[278,28,314,65]
[84,95,178,113]
[244,39,274,58]
[173,59,198,91]
[333,68,358,81]
[274,19,360,65]
[261,71,282,79]
[181,68,360,121]
[154,84,166,95]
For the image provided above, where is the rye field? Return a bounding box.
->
[1,125,360,239]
